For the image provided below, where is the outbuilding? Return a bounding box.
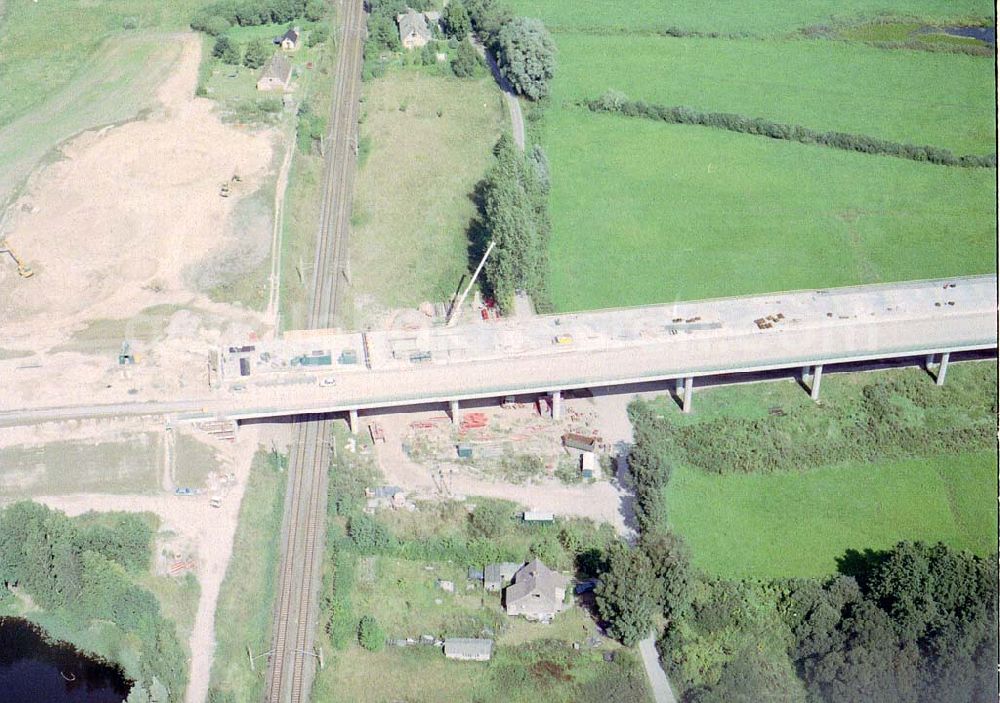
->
[444,638,493,661]
[396,8,432,49]
[256,53,293,92]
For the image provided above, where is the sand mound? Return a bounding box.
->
[0,34,275,349]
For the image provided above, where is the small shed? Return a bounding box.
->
[563,432,599,452]
[279,26,300,50]
[444,638,493,662]
[456,443,473,459]
[484,562,521,592]
[581,452,598,479]
[523,511,554,523]
[256,53,293,92]
[468,566,484,582]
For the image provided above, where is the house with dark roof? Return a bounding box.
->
[444,638,494,661]
[256,53,293,92]
[279,26,301,50]
[396,9,432,49]
[504,559,569,622]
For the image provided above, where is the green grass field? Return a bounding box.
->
[0,35,182,207]
[552,34,996,154]
[0,435,162,496]
[665,451,997,579]
[208,451,287,700]
[347,68,506,321]
[506,0,992,34]
[545,110,995,310]
[514,0,996,312]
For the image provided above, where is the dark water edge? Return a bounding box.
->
[0,618,132,703]
[921,24,997,45]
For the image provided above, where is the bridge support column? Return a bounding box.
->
[936,352,950,386]
[348,409,359,434]
[449,399,460,426]
[551,391,562,421]
[810,364,823,401]
[682,377,693,414]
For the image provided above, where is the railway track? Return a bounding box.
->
[263,0,366,701]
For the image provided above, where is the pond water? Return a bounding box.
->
[935,25,996,44]
[0,618,132,703]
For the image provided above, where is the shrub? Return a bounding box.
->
[347,514,394,552]
[496,17,556,100]
[358,614,385,651]
[469,501,513,538]
[585,91,996,169]
[451,38,479,77]
[243,38,271,69]
[307,25,329,46]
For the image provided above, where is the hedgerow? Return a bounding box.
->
[585,91,997,168]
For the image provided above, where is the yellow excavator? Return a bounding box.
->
[0,239,33,278]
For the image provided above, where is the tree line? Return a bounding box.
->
[587,90,997,168]
[590,389,999,702]
[0,502,186,702]
[192,0,327,36]
[474,134,553,313]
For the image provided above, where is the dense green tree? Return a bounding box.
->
[213,34,233,58]
[464,0,512,44]
[595,542,659,646]
[307,24,330,46]
[442,0,471,39]
[496,17,555,100]
[243,38,271,69]
[640,530,693,627]
[367,14,401,51]
[358,614,385,651]
[468,501,511,538]
[347,514,394,552]
[451,38,479,77]
[480,134,546,311]
[305,0,327,21]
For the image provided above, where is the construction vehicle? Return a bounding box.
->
[0,239,33,278]
[119,341,135,365]
[219,173,241,198]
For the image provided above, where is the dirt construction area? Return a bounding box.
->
[366,391,639,536]
[0,33,277,409]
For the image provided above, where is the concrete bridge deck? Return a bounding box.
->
[0,276,994,427]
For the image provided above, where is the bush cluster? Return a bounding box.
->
[192,0,326,35]
[628,366,996,476]
[0,503,185,701]
[586,91,997,168]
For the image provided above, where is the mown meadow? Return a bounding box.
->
[507,0,996,310]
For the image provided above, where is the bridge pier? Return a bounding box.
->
[682,377,693,413]
[551,390,562,420]
[811,364,823,401]
[348,409,359,434]
[926,352,951,386]
[449,399,460,426]
[801,365,823,401]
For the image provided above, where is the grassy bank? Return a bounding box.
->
[207,450,287,700]
[665,452,996,579]
[505,0,992,34]
[347,68,506,322]
[636,362,999,579]
[544,109,995,310]
[552,34,995,153]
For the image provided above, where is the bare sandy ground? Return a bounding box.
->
[371,394,639,535]
[32,424,261,703]
[0,33,274,352]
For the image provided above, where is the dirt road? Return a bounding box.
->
[32,425,260,703]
